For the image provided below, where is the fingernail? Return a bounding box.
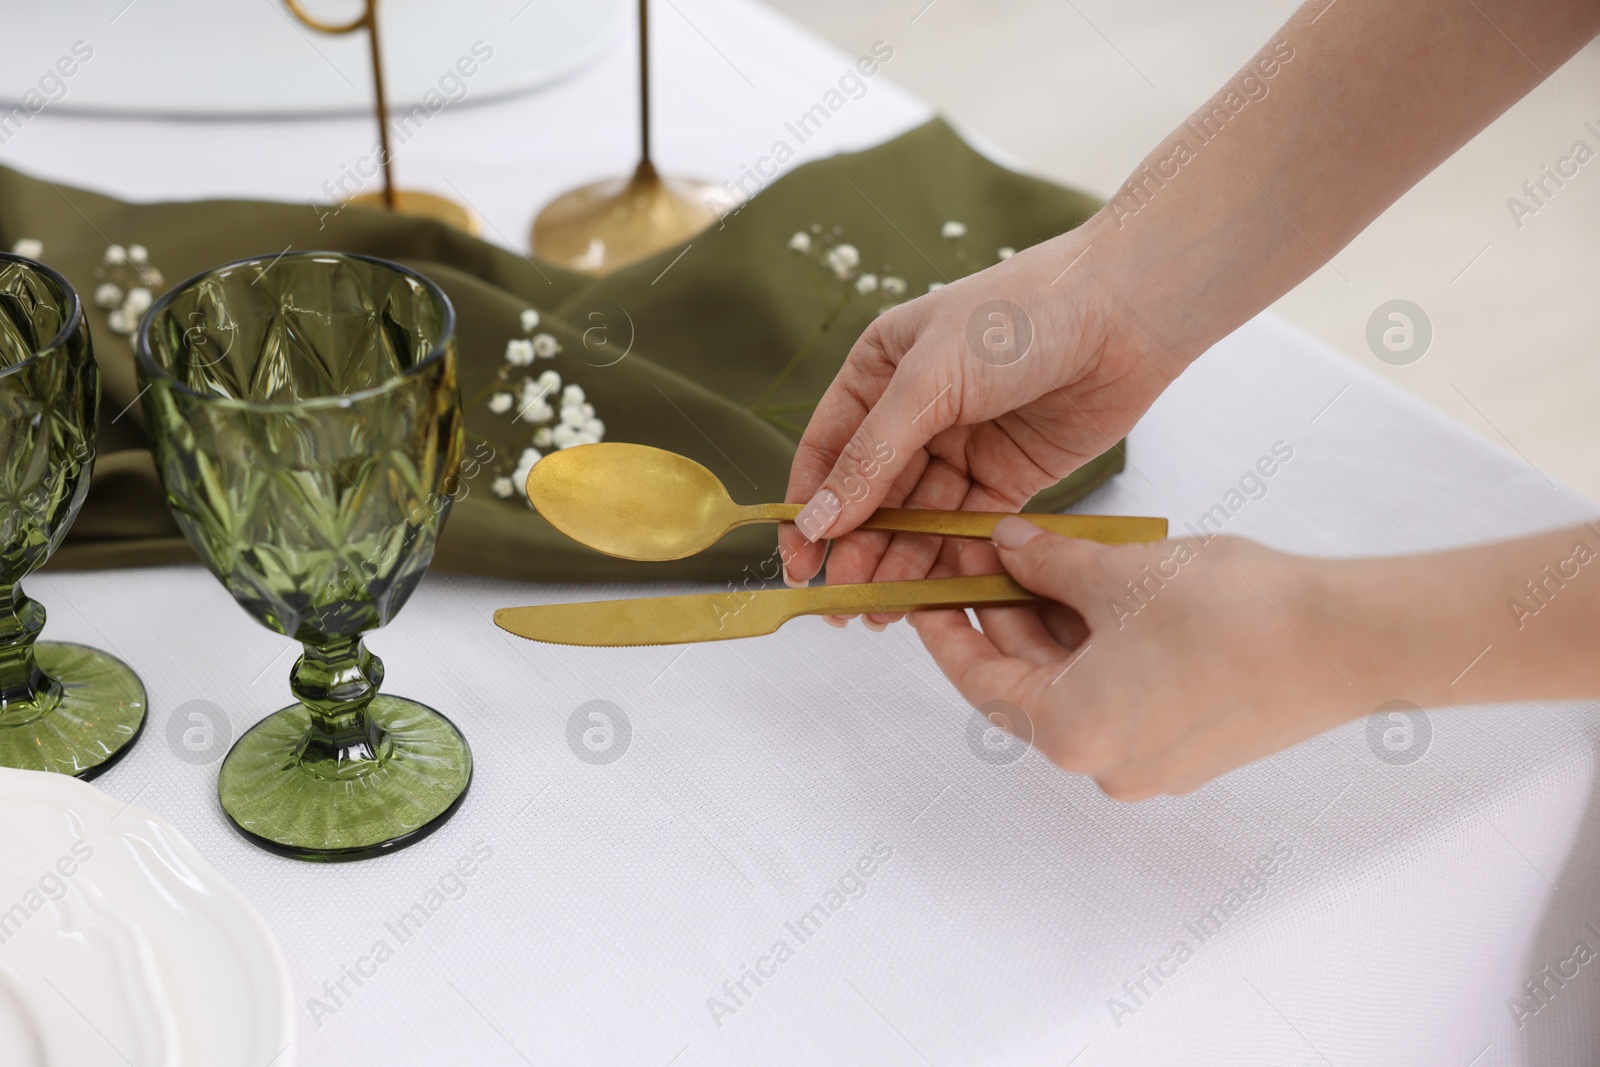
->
[796,489,842,542]
[824,614,848,629]
[863,617,886,633]
[783,568,807,589]
[993,515,1044,549]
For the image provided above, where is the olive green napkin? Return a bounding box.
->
[0,118,1121,582]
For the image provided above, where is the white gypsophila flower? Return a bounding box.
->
[823,243,860,279]
[533,426,554,448]
[128,244,149,265]
[560,405,588,429]
[519,447,542,468]
[532,333,562,358]
[94,283,123,309]
[492,476,515,498]
[941,221,967,240]
[997,246,1016,260]
[106,308,133,334]
[103,244,127,266]
[520,308,540,333]
[537,369,561,392]
[561,383,585,406]
[580,402,595,417]
[10,238,43,259]
[552,423,580,448]
[505,338,535,366]
[519,398,554,424]
[788,231,811,254]
[518,380,552,416]
[927,281,946,292]
[488,392,513,415]
[584,418,605,439]
[123,287,153,314]
[855,273,878,295]
[881,276,906,297]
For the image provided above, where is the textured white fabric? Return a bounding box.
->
[10,2,1600,1064]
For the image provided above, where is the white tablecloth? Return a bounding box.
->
[9,2,1600,1065]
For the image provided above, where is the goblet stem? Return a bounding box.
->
[291,636,389,771]
[0,582,59,722]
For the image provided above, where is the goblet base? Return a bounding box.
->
[0,642,147,780]
[218,694,472,862]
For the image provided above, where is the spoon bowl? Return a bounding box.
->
[525,442,1168,561]
[526,443,767,560]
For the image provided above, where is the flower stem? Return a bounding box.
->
[756,413,809,435]
[755,401,820,414]
[465,364,514,408]
[752,290,858,412]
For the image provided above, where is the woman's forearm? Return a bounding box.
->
[1078,0,1600,365]
[1310,525,1600,712]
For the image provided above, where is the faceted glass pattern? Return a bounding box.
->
[139,252,470,860]
[0,252,147,778]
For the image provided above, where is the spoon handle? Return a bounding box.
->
[747,504,1167,545]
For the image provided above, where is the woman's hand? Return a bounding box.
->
[778,227,1187,616]
[911,517,1600,800]
[914,519,1362,800]
[778,0,1600,619]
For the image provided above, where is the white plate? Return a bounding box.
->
[3,0,622,118]
[0,768,294,1067]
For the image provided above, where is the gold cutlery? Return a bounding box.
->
[494,574,1041,646]
[525,442,1168,561]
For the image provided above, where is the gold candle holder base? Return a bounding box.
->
[345,189,480,235]
[531,162,724,276]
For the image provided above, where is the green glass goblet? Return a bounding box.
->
[137,252,470,861]
[0,252,147,779]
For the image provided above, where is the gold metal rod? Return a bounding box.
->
[284,0,397,210]
[284,0,365,34]
[364,1,398,210]
[637,0,654,177]
[736,504,1168,544]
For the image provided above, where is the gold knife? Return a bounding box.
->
[493,574,1042,647]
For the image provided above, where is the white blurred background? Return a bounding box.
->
[761,0,1600,504]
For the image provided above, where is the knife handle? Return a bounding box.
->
[790,574,1042,619]
[752,504,1166,545]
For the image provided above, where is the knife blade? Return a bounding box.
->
[493,574,1042,647]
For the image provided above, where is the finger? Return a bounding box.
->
[917,601,1092,771]
[834,539,965,631]
[822,449,934,593]
[793,307,922,490]
[836,453,971,622]
[855,454,1064,622]
[959,539,1068,667]
[817,451,932,624]
[780,329,898,586]
[909,607,1034,710]
[792,349,958,546]
[992,516,1139,626]
[1037,601,1091,649]
[865,454,972,581]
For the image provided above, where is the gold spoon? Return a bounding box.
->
[525,442,1167,561]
